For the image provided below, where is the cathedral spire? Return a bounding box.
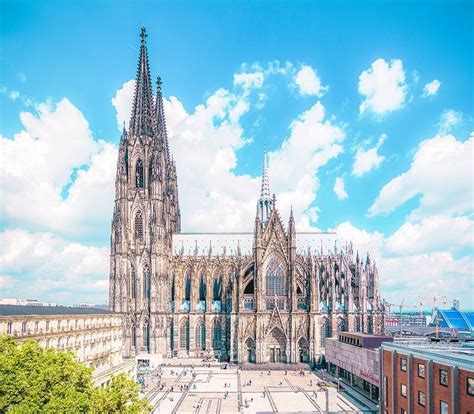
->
[129,27,154,138]
[155,75,170,160]
[257,147,274,228]
[260,146,271,201]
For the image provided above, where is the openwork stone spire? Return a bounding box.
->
[258,147,274,227]
[155,75,170,160]
[129,27,154,137]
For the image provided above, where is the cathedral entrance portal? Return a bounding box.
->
[266,328,286,363]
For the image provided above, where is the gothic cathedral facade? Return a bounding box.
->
[109,28,384,365]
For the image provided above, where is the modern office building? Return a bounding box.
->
[380,340,474,414]
[325,332,393,401]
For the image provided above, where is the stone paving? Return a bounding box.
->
[143,362,377,413]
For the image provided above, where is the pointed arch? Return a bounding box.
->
[135,159,144,188]
[184,267,191,301]
[199,269,206,302]
[212,318,222,350]
[134,211,143,241]
[298,337,309,362]
[320,318,331,346]
[179,318,189,350]
[213,268,222,301]
[195,318,205,350]
[245,337,256,363]
[337,317,347,333]
[265,255,286,296]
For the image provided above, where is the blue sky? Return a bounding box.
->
[0,0,472,308]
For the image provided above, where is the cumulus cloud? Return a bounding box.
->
[368,133,473,218]
[438,109,462,133]
[9,90,20,101]
[386,215,473,256]
[358,58,407,115]
[333,177,348,200]
[293,65,326,96]
[0,99,116,240]
[422,79,441,97]
[0,229,109,304]
[233,71,265,91]
[111,79,135,132]
[352,134,386,177]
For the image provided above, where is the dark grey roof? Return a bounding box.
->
[0,304,116,316]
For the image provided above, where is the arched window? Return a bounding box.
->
[135,211,143,241]
[337,318,347,332]
[148,157,153,191]
[213,269,222,301]
[143,323,149,350]
[131,266,136,299]
[321,319,331,345]
[135,159,144,188]
[185,268,191,301]
[265,256,286,296]
[195,321,205,350]
[143,265,150,300]
[131,325,136,347]
[212,319,222,350]
[179,319,189,350]
[199,272,206,301]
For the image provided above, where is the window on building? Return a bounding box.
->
[35,321,39,333]
[213,270,222,301]
[135,159,144,188]
[401,409,407,414]
[400,384,407,397]
[195,321,205,350]
[179,320,189,350]
[57,320,61,330]
[134,211,143,241]
[321,319,331,345]
[199,274,206,302]
[212,320,222,350]
[131,266,136,299]
[418,363,425,378]
[440,401,448,414]
[440,369,448,386]
[400,358,407,372]
[467,377,474,396]
[7,322,12,334]
[265,256,286,296]
[75,320,78,329]
[418,391,426,406]
[46,321,50,332]
[185,269,191,302]
[143,265,150,300]
[21,321,27,334]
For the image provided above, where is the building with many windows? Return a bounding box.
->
[380,340,474,414]
[0,305,133,387]
[109,27,385,366]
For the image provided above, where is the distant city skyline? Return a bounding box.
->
[0,1,472,307]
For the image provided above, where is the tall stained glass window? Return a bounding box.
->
[265,256,286,296]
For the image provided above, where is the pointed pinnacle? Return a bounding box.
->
[260,147,271,201]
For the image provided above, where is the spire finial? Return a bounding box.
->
[129,26,154,137]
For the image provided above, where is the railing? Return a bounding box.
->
[243,296,254,310]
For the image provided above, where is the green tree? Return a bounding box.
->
[0,335,151,413]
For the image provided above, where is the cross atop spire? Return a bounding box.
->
[129,26,154,138]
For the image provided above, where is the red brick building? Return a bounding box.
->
[380,341,474,414]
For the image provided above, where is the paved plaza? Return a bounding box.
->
[142,361,377,413]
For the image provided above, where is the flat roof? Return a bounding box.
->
[0,304,116,317]
[382,341,474,370]
[338,332,393,339]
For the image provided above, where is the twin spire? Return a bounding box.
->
[258,147,274,227]
[129,27,169,157]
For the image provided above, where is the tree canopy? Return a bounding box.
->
[0,335,151,413]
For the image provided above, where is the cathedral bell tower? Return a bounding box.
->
[109,27,180,357]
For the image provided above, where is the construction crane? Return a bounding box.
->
[409,294,449,339]
[384,299,417,338]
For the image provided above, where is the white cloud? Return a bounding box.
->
[386,215,473,256]
[233,72,264,91]
[352,134,386,177]
[333,177,348,200]
[439,109,462,133]
[369,133,473,218]
[0,229,109,304]
[0,99,116,239]
[293,65,326,96]
[9,90,20,101]
[111,79,135,132]
[422,79,441,97]
[358,58,407,115]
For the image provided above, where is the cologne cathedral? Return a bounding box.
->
[109,28,384,365]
